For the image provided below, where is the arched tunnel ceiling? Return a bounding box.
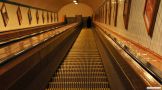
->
[9,0,105,12]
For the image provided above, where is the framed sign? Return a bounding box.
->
[108,0,111,24]
[36,10,39,24]
[100,7,101,22]
[53,13,56,22]
[28,8,32,24]
[17,6,22,25]
[143,0,160,37]
[47,12,49,23]
[105,3,107,24]
[102,6,104,23]
[1,3,9,27]
[56,13,58,22]
[101,6,104,23]
[123,0,131,29]
[114,0,118,26]
[99,8,101,22]
[42,11,45,23]
[51,12,53,22]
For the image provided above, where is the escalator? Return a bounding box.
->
[0,23,80,90]
[46,28,110,89]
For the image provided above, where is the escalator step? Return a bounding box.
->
[51,77,109,82]
[48,82,109,88]
[46,88,110,90]
[46,29,110,89]
[60,65,104,68]
[57,69,105,72]
[65,57,102,59]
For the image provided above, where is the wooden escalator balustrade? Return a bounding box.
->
[0,22,82,90]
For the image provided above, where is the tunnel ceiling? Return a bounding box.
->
[9,0,105,12]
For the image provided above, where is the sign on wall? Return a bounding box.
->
[107,0,111,25]
[42,11,45,23]
[1,3,9,27]
[143,0,160,37]
[53,13,55,22]
[123,0,131,29]
[51,12,53,23]
[17,6,22,25]
[36,10,39,24]
[28,8,32,24]
[47,12,49,23]
[114,0,118,26]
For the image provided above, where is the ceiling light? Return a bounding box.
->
[73,0,78,4]
[73,0,77,3]
[75,2,78,4]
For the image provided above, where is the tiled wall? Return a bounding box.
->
[116,1,125,30]
[95,0,162,56]
[150,1,162,55]
[124,0,162,56]
[0,2,58,32]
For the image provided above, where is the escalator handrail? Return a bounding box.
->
[0,23,79,65]
[0,23,61,34]
[0,24,66,47]
[112,36,162,84]
[95,25,162,84]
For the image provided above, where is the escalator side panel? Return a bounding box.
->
[93,28,128,90]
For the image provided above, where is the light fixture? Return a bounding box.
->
[73,0,77,3]
[75,2,78,4]
[73,0,78,5]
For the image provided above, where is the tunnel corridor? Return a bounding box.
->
[0,0,162,90]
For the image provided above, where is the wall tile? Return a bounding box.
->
[96,0,162,56]
[0,2,58,32]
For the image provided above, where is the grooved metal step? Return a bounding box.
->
[48,82,109,88]
[57,69,105,72]
[60,65,104,68]
[61,62,102,65]
[65,57,102,59]
[46,29,110,89]
[62,60,101,62]
[46,88,110,90]
[51,77,109,82]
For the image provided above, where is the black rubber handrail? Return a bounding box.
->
[0,23,79,65]
[111,37,162,84]
[97,26,162,84]
[0,23,58,33]
[0,24,65,48]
